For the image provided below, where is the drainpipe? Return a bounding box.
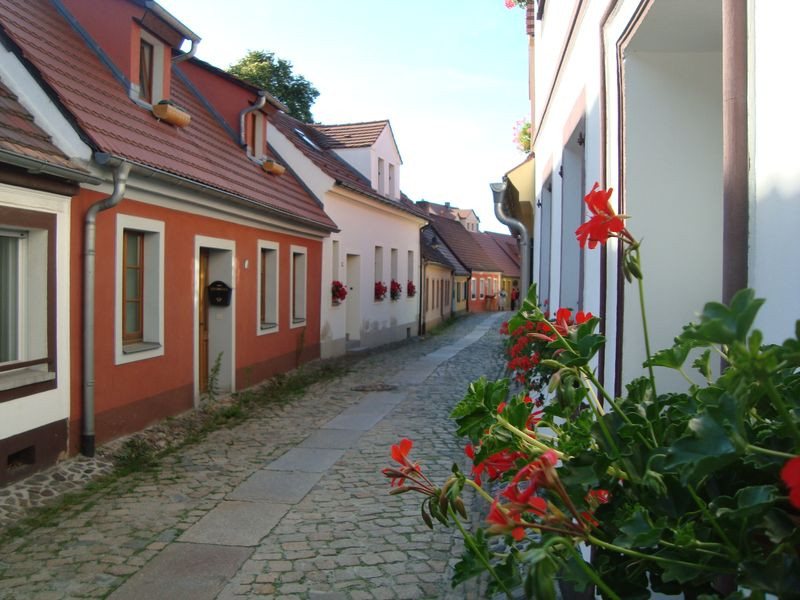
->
[82,161,131,457]
[239,91,267,148]
[491,180,530,297]
[171,38,198,65]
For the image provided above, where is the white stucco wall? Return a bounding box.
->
[269,122,422,358]
[0,185,71,440]
[749,1,800,343]
[621,50,723,390]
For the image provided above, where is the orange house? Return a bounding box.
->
[0,0,337,461]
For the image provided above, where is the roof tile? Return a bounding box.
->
[311,120,388,149]
[0,0,335,230]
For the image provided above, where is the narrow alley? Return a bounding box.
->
[0,313,505,600]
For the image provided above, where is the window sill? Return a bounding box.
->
[0,368,56,392]
[123,341,162,355]
[290,318,306,329]
[260,322,278,331]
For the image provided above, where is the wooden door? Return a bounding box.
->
[199,248,209,393]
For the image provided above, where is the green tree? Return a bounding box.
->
[228,50,319,122]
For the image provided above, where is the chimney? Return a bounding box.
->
[444,202,451,210]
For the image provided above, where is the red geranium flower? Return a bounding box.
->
[780,456,800,509]
[487,499,526,541]
[575,183,626,249]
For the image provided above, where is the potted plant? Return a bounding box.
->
[374,281,387,301]
[390,279,402,301]
[152,99,191,128]
[331,280,347,305]
[407,280,416,298]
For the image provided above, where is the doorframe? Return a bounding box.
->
[193,235,236,405]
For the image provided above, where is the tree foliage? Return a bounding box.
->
[228,50,319,122]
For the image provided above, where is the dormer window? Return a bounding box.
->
[139,39,154,103]
[377,158,385,194]
[247,112,266,159]
[133,29,167,106]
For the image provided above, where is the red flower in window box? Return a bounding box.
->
[331,280,347,303]
[374,280,388,301]
[407,280,416,298]
[390,279,402,300]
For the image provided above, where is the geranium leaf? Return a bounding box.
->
[692,349,712,381]
[613,510,664,549]
[646,342,692,370]
[664,412,738,484]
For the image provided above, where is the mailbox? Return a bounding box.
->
[207,280,232,307]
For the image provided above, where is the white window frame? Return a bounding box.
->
[115,214,165,365]
[290,245,307,328]
[471,278,476,300]
[131,29,166,106]
[257,240,279,335]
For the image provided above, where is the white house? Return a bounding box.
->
[524,0,799,396]
[269,115,427,358]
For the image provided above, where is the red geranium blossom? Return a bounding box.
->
[487,499,526,541]
[780,456,800,509]
[575,183,626,249]
[382,438,422,487]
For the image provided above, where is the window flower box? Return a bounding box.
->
[262,158,286,176]
[406,280,416,298]
[390,279,402,301]
[374,281,387,301]
[331,280,347,304]
[152,100,190,128]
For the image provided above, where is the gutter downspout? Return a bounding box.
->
[491,180,530,297]
[171,38,198,65]
[82,161,131,457]
[239,91,267,148]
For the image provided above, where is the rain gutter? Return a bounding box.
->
[491,180,530,296]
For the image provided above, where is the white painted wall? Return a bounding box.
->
[749,1,800,343]
[334,126,402,200]
[269,122,423,358]
[621,50,723,390]
[0,185,71,440]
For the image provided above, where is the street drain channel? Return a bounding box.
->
[350,383,398,392]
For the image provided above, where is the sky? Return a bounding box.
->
[159,0,531,233]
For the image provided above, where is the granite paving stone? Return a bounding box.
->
[0,312,506,599]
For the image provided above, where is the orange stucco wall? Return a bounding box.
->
[467,272,502,313]
[68,189,322,452]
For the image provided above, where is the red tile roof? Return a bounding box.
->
[475,231,520,278]
[0,0,336,231]
[271,112,423,220]
[427,214,500,273]
[312,120,389,149]
[0,78,87,174]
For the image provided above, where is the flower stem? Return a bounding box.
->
[633,248,657,400]
[686,484,739,560]
[586,534,735,574]
[561,543,621,600]
[464,478,496,505]
[497,418,566,458]
[763,378,800,451]
[449,507,514,600]
[745,443,796,460]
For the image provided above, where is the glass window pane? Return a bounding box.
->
[125,232,140,267]
[0,236,19,362]
[124,301,140,335]
[125,267,140,300]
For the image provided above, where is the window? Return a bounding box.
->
[123,231,144,343]
[134,29,166,106]
[374,245,383,283]
[290,246,307,327]
[247,113,266,159]
[425,278,429,311]
[471,279,476,300]
[480,278,485,299]
[407,250,414,286]
[332,240,340,280]
[377,158,385,194]
[139,39,154,104]
[258,241,278,333]
[388,164,396,197]
[390,248,398,282]
[115,215,164,364]
[456,281,461,302]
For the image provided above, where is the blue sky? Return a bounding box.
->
[159,0,531,232]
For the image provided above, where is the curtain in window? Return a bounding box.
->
[0,235,19,362]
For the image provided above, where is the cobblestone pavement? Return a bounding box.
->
[0,313,507,599]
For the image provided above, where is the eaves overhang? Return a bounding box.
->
[0,148,101,184]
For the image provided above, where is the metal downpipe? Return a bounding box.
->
[491,180,531,299]
[239,91,267,148]
[82,161,131,457]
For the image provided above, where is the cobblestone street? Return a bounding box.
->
[0,313,506,599]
